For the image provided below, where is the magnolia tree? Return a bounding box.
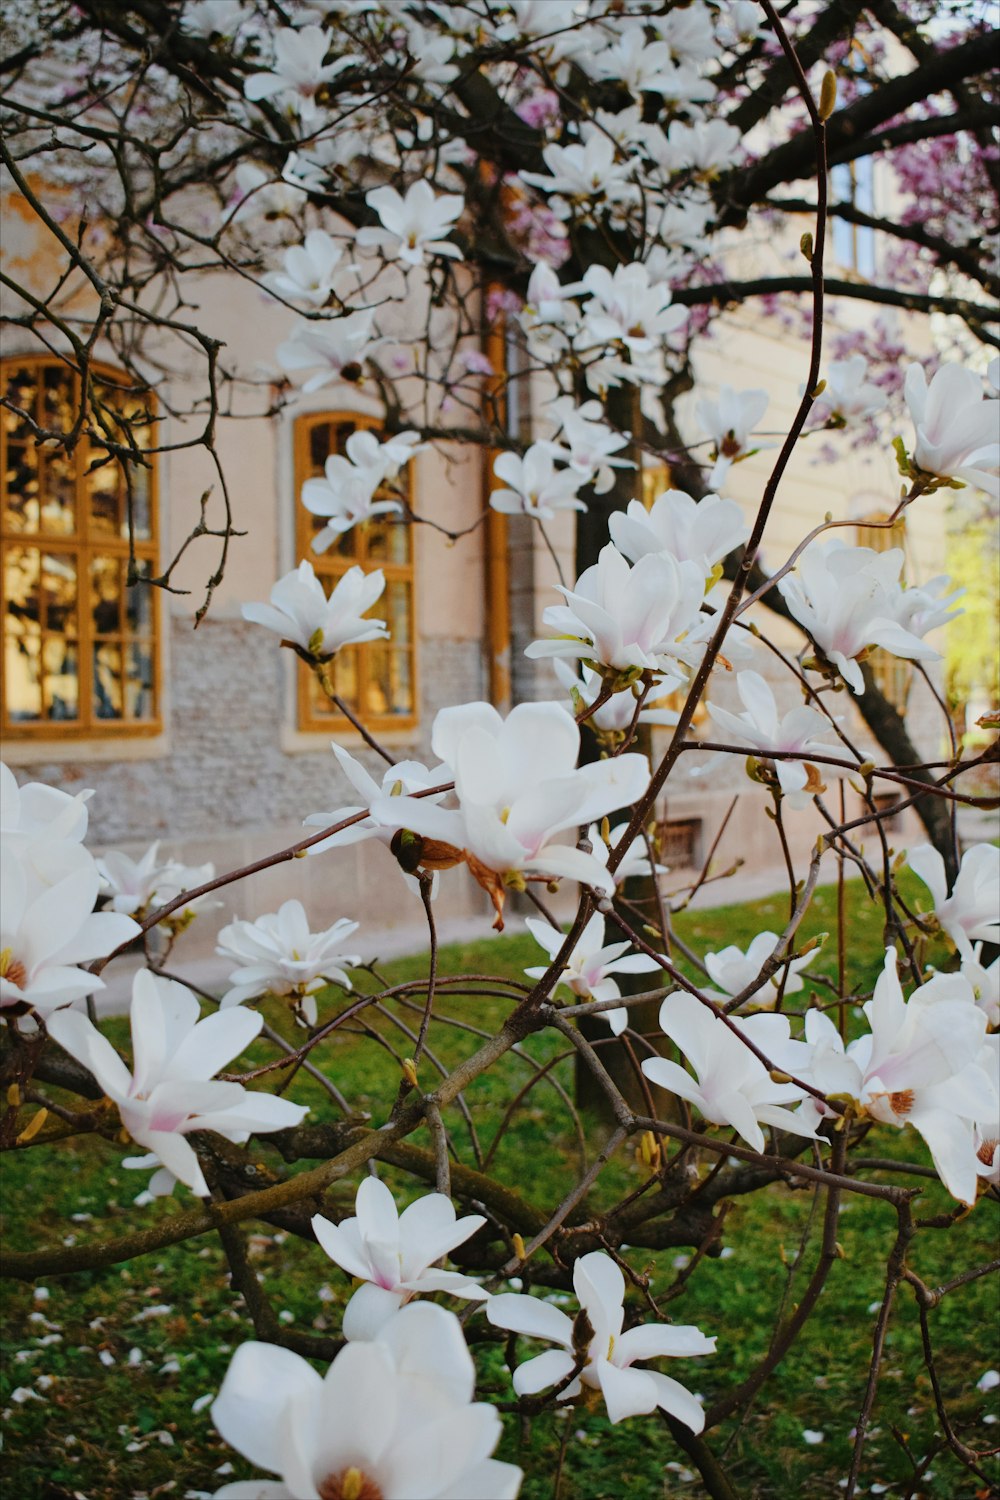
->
[1,2,999,1497]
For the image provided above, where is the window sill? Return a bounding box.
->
[2,733,169,765]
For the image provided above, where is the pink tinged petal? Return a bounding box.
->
[212,1340,322,1477]
[907,1104,979,1206]
[341,1280,406,1340]
[644,1369,707,1433]
[130,970,200,1096]
[400,1268,488,1299]
[203,1092,308,1137]
[45,1008,132,1100]
[486,1293,574,1347]
[397,1195,485,1277]
[615,1324,717,1364]
[594,1358,660,1423]
[512,1349,576,1397]
[522,844,616,895]
[310,1214,373,1280]
[641,1055,707,1113]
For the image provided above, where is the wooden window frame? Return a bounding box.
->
[856,512,912,713]
[293,411,418,736]
[1,355,161,741]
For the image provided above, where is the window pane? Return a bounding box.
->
[87,458,122,536]
[40,450,76,534]
[310,421,333,469]
[42,635,79,720]
[124,640,155,720]
[385,579,412,643]
[42,364,76,432]
[366,644,413,717]
[42,552,77,635]
[93,641,124,719]
[125,572,154,636]
[125,461,153,541]
[2,366,39,439]
[91,556,123,635]
[4,546,40,629]
[3,442,40,532]
[366,517,410,565]
[4,630,41,720]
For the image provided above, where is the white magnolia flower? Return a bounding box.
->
[1,863,139,1016]
[490,445,587,521]
[787,951,994,1204]
[524,912,661,1035]
[1,762,93,891]
[244,26,360,122]
[904,362,1000,497]
[592,31,713,102]
[276,310,377,393]
[541,397,634,495]
[609,489,749,576]
[890,574,964,643]
[642,990,815,1152]
[695,385,769,488]
[368,701,650,927]
[520,134,639,215]
[778,540,939,695]
[303,745,451,874]
[577,262,687,356]
[242,561,388,658]
[96,840,170,916]
[47,970,307,1196]
[488,1251,715,1429]
[815,356,887,423]
[908,843,1000,960]
[211,1303,522,1499]
[656,118,742,175]
[266,229,345,304]
[312,1177,487,1340]
[705,671,835,807]
[217,900,361,1022]
[702,930,812,1010]
[525,543,706,681]
[301,428,419,550]
[553,659,682,738]
[357,182,464,267]
[228,160,313,222]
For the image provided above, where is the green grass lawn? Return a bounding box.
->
[2,877,997,1500]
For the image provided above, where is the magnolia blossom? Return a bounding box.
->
[609,489,749,576]
[216,900,361,1023]
[303,742,451,860]
[903,362,1000,498]
[541,396,634,495]
[96,840,173,916]
[1,863,139,1015]
[642,990,815,1152]
[357,181,464,266]
[525,543,706,681]
[908,843,1000,960]
[521,134,639,217]
[524,912,661,1035]
[577,262,687,357]
[553,659,682,738]
[244,26,360,122]
[815,356,887,423]
[704,671,835,807]
[778,541,939,694]
[276,310,377,393]
[788,951,993,1204]
[301,428,419,549]
[368,701,650,927]
[696,385,769,488]
[488,1251,715,1429]
[242,561,388,658]
[1,761,93,891]
[702,930,812,1010]
[211,1303,522,1499]
[47,970,307,1196]
[266,229,346,304]
[490,445,587,520]
[312,1177,487,1339]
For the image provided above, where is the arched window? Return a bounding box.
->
[1,357,160,738]
[294,412,416,733]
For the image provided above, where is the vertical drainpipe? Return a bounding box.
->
[482,287,512,713]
